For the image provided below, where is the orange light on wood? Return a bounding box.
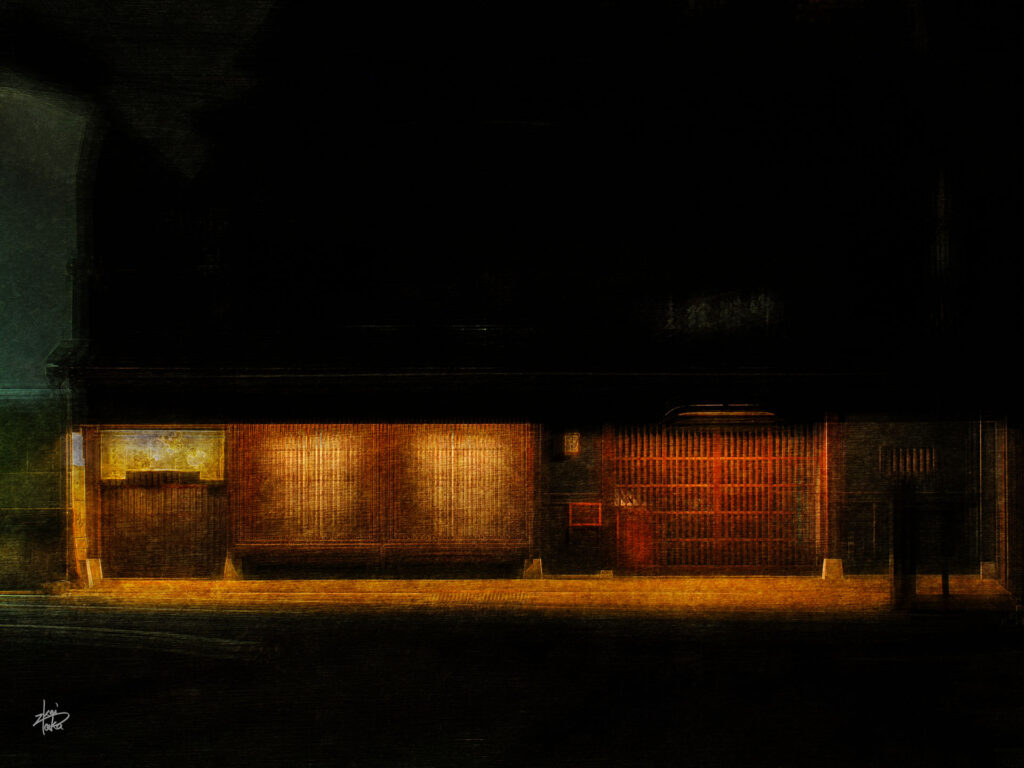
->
[568,502,602,527]
[70,431,87,578]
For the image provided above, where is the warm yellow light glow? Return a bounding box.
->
[404,425,528,540]
[70,431,86,574]
[254,428,370,541]
[99,429,225,480]
[229,424,534,546]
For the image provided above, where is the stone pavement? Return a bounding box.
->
[57,574,1015,616]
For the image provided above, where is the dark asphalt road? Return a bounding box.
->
[2,597,1024,767]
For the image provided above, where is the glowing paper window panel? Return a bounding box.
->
[610,425,821,570]
[99,429,224,480]
[228,425,378,544]
[383,424,535,544]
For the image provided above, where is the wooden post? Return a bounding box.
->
[83,427,101,562]
[824,415,845,566]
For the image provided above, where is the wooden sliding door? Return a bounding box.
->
[609,424,824,571]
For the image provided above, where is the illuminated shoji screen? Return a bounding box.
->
[384,424,535,543]
[229,425,378,544]
[228,424,536,546]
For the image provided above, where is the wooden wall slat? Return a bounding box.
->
[100,478,226,577]
[387,424,533,543]
[228,424,376,545]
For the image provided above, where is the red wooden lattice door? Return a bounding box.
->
[609,425,824,570]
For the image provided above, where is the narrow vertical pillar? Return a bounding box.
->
[83,427,101,573]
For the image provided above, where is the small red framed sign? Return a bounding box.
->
[568,502,602,527]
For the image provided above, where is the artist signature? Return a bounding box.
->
[32,701,70,735]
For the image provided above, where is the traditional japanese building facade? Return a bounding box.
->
[61,408,1015,591]
[3,0,1023,607]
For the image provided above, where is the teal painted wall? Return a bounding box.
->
[0,394,66,586]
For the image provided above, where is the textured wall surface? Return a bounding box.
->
[0,81,84,389]
[0,81,87,587]
[0,395,66,587]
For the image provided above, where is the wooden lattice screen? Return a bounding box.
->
[100,472,227,577]
[228,424,535,549]
[229,424,378,544]
[608,425,824,570]
[384,424,534,543]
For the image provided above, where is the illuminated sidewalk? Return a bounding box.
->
[57,575,1016,616]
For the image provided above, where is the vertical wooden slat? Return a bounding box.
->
[386,423,533,544]
[84,427,101,560]
[100,474,226,577]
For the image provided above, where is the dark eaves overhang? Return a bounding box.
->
[65,362,928,425]
[63,325,1006,422]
